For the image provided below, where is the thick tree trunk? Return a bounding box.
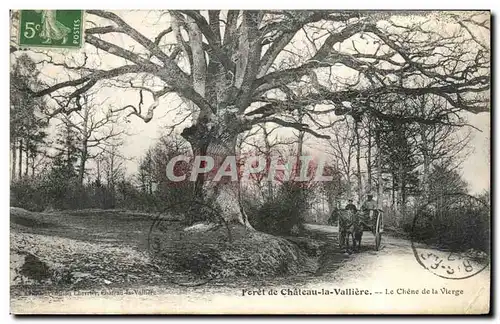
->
[420,126,430,202]
[295,129,308,220]
[109,151,115,191]
[397,162,404,211]
[31,155,35,177]
[185,133,209,225]
[18,139,23,180]
[376,131,383,209]
[25,140,29,177]
[366,121,372,193]
[262,126,273,200]
[346,174,352,199]
[297,131,305,175]
[418,98,431,202]
[392,173,396,210]
[79,144,87,186]
[79,105,90,186]
[208,138,252,228]
[182,123,253,229]
[96,158,101,185]
[422,155,430,199]
[11,140,17,181]
[354,121,362,205]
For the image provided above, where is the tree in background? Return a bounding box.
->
[42,121,80,209]
[137,149,155,195]
[57,92,125,186]
[134,134,195,216]
[428,164,469,197]
[10,54,49,180]
[326,117,357,201]
[17,10,489,227]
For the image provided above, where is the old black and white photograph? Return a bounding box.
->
[8,7,491,314]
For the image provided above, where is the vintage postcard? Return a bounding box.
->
[9,9,491,314]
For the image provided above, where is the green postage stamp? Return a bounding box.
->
[18,10,83,49]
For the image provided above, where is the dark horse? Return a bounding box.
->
[352,210,380,250]
[338,210,359,253]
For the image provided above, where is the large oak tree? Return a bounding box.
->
[14,10,490,227]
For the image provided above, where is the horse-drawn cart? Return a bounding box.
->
[337,209,384,251]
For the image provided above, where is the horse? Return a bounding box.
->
[338,209,359,253]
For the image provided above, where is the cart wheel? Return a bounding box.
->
[375,214,382,251]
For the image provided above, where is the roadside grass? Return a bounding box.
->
[10,208,323,294]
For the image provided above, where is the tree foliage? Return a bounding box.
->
[10,54,49,179]
[10,10,490,230]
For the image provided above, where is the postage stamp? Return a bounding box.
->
[18,10,83,49]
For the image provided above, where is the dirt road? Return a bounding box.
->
[11,216,490,314]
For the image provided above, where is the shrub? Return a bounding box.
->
[246,182,313,236]
[409,194,490,254]
[10,178,46,212]
[11,176,122,212]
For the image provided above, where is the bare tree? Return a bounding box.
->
[241,124,296,201]
[411,94,472,200]
[21,10,489,227]
[367,92,472,208]
[10,54,48,181]
[58,93,125,185]
[363,116,374,194]
[101,144,126,191]
[326,117,356,199]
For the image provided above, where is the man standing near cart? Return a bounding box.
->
[361,194,378,228]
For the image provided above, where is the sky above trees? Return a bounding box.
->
[11,10,490,195]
